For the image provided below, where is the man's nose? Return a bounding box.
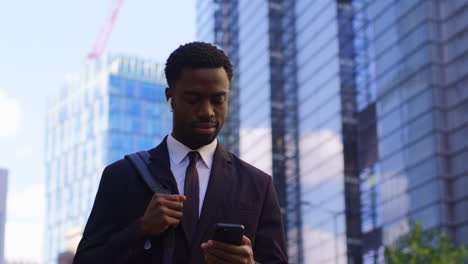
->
[198,100,215,118]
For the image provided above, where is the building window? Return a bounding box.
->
[360,164,381,233]
[353,0,377,111]
[363,246,384,264]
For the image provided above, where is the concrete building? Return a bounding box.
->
[0,169,7,264]
[196,0,468,263]
[44,56,171,264]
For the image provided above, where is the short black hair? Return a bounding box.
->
[165,42,233,88]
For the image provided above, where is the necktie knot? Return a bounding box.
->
[188,151,200,165]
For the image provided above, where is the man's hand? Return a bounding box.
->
[201,236,255,264]
[140,194,186,237]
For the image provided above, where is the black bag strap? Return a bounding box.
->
[125,151,174,264]
[125,151,170,194]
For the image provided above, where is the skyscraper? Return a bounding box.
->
[353,1,468,263]
[197,0,241,156]
[197,0,304,261]
[45,56,171,264]
[0,169,7,264]
[196,0,468,263]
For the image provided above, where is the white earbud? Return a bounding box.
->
[168,97,173,112]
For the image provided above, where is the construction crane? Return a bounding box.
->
[88,0,124,60]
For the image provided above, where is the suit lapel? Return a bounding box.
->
[192,143,233,249]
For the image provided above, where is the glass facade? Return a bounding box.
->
[197,0,468,263]
[268,0,303,262]
[197,0,241,155]
[197,0,302,261]
[358,1,468,260]
[237,0,273,175]
[44,56,170,264]
[296,1,349,262]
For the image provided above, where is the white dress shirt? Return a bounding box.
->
[166,134,217,216]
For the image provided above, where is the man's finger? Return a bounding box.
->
[163,215,181,227]
[206,245,246,263]
[160,199,184,211]
[161,206,183,219]
[209,240,250,256]
[241,235,252,246]
[205,252,232,264]
[154,194,186,202]
[203,245,233,264]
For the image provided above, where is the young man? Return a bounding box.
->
[73,42,287,263]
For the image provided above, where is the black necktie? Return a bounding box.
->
[183,151,200,244]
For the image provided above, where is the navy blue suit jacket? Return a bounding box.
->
[73,138,287,263]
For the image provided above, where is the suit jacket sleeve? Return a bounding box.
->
[254,175,288,263]
[73,163,147,264]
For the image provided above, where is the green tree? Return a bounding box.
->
[384,222,468,264]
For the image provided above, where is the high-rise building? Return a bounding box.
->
[196,0,468,263]
[353,1,468,263]
[197,0,304,262]
[197,0,241,155]
[45,56,171,264]
[0,169,7,264]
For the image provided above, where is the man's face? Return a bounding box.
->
[166,67,230,149]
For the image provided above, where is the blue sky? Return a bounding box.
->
[0,0,196,260]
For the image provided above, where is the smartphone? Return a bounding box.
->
[212,223,245,246]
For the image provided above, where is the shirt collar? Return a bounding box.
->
[166,134,217,169]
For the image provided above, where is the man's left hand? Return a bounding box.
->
[201,235,255,264]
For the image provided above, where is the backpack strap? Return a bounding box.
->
[125,151,174,264]
[125,151,170,194]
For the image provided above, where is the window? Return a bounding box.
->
[360,164,382,233]
[363,246,384,264]
[353,1,377,111]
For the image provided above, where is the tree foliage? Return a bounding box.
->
[384,222,468,264]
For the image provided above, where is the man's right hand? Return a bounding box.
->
[140,194,186,237]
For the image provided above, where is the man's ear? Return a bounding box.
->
[168,97,174,112]
[165,87,174,112]
[165,87,172,101]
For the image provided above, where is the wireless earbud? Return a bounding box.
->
[168,97,174,112]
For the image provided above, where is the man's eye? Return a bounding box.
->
[212,96,225,104]
[185,96,200,104]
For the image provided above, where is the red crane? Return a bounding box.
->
[88,0,124,60]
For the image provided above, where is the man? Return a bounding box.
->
[73,42,287,263]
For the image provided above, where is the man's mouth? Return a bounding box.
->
[192,122,217,134]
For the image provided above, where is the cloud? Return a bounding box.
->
[299,129,344,186]
[240,127,272,175]
[0,89,22,137]
[6,184,45,221]
[5,184,45,261]
[4,221,44,261]
[302,224,346,263]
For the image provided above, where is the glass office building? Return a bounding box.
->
[197,0,468,263]
[197,0,303,262]
[44,56,170,264]
[197,0,241,156]
[354,1,468,262]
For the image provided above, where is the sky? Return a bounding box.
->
[0,0,196,261]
